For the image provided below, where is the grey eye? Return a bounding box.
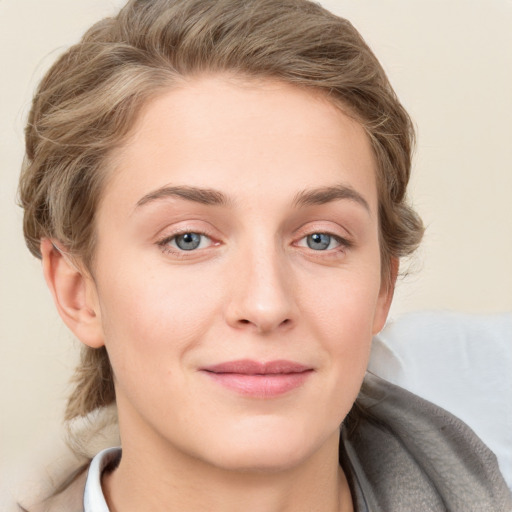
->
[175,233,202,250]
[306,233,332,250]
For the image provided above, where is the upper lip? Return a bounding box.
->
[201,359,312,375]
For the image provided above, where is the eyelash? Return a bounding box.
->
[157,228,217,257]
[157,229,352,259]
[294,232,353,260]
[306,233,352,248]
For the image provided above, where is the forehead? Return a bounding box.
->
[102,75,378,214]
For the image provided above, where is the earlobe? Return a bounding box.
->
[40,238,104,348]
[372,257,399,335]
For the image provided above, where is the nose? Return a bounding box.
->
[225,245,296,334]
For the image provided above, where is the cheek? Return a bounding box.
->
[303,266,382,337]
[95,262,224,370]
[290,272,380,435]
[299,263,382,379]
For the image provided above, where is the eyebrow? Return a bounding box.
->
[292,184,371,213]
[136,185,230,209]
[135,183,370,213]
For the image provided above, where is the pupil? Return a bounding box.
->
[176,233,201,250]
[307,233,330,250]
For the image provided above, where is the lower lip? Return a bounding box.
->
[203,371,313,398]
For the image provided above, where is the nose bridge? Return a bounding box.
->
[227,233,295,333]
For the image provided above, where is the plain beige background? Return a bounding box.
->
[1,0,511,478]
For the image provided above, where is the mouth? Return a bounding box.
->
[199,359,314,398]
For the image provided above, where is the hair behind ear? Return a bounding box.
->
[65,345,115,421]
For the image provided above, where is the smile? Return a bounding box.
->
[200,359,314,398]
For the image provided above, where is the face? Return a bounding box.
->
[85,76,392,472]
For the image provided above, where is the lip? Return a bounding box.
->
[200,359,313,398]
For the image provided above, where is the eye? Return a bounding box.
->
[298,233,343,251]
[162,232,212,251]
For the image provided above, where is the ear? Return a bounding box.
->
[372,257,399,335]
[41,238,104,348]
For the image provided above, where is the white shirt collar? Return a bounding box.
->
[84,447,121,512]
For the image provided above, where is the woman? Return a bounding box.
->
[17,0,511,510]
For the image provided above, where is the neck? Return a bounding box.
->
[103,427,353,512]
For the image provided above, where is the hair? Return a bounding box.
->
[19,0,423,423]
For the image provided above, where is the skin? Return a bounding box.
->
[42,75,396,512]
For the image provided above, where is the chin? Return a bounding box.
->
[199,421,333,474]
[211,446,309,474]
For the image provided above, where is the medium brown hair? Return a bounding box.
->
[19,0,423,422]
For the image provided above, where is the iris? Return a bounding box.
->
[175,233,202,251]
[307,233,332,250]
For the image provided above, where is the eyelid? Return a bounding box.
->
[155,221,218,242]
[294,234,353,256]
[293,222,354,245]
[155,223,221,256]
[163,232,213,251]
[295,233,351,250]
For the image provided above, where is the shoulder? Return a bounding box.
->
[343,373,512,512]
[25,469,88,512]
[4,405,118,512]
